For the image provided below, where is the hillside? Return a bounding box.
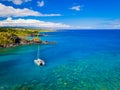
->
[0,27,43,48]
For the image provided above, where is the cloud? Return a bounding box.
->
[37,1,44,7]
[70,5,81,11]
[0,3,61,17]
[4,0,31,5]
[1,18,119,29]
[92,19,120,29]
[74,19,120,29]
[108,19,120,29]
[0,17,71,29]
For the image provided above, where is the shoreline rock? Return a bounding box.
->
[0,41,57,48]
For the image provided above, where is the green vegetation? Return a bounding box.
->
[0,27,43,48]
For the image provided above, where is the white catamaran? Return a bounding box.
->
[34,44,45,66]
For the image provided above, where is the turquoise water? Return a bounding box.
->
[0,30,120,90]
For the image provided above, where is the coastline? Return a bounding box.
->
[0,27,56,48]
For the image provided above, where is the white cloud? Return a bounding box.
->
[70,5,81,11]
[0,3,61,17]
[37,1,44,7]
[0,18,119,29]
[4,0,31,5]
[74,19,120,29]
[0,17,71,29]
[109,19,120,29]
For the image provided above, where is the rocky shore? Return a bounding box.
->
[0,37,56,48]
[0,27,56,48]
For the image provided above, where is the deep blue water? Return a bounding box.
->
[0,30,120,90]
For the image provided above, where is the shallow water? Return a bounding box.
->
[0,30,120,90]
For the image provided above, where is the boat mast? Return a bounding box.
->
[37,33,40,59]
[37,44,40,59]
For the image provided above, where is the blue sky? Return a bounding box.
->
[0,0,120,29]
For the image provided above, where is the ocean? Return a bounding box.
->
[0,30,120,90]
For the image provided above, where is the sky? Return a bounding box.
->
[0,0,120,29]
